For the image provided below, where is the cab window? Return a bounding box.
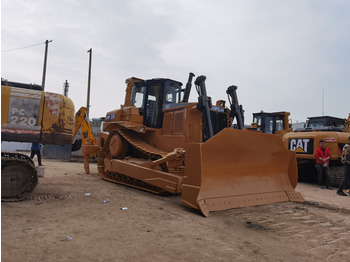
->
[131,85,145,108]
[275,116,284,131]
[253,115,262,126]
[164,82,181,105]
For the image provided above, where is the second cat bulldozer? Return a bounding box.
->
[83,74,304,216]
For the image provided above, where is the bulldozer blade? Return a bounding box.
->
[182,128,304,216]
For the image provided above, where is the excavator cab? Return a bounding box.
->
[303,116,345,132]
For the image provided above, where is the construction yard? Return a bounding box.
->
[1,157,349,262]
[2,1,349,261]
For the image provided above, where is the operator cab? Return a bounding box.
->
[131,78,183,128]
[303,116,345,132]
[251,112,289,134]
[1,78,42,91]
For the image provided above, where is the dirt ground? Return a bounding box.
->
[2,157,350,262]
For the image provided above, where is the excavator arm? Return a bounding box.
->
[73,107,96,145]
[73,107,99,173]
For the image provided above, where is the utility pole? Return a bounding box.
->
[322,87,325,116]
[63,80,69,97]
[86,48,92,119]
[41,39,53,91]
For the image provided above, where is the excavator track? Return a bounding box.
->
[1,152,38,202]
[98,128,173,194]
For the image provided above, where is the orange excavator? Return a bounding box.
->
[83,74,304,216]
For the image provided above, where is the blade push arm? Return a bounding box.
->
[226,85,244,130]
[182,72,195,103]
[195,75,214,140]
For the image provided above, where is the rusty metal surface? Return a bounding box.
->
[1,129,41,143]
[40,132,73,145]
[2,85,75,146]
[182,128,304,216]
[41,92,75,145]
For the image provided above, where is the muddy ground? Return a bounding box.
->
[2,158,350,262]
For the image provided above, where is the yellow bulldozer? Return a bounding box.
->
[83,74,304,216]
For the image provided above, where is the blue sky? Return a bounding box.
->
[2,0,349,122]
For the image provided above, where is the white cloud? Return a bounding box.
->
[2,0,349,122]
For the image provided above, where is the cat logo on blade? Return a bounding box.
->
[289,138,314,154]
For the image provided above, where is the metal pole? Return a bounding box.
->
[41,40,53,91]
[63,80,69,97]
[322,87,324,116]
[86,48,92,119]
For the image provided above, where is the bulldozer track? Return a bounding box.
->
[117,128,168,159]
[304,200,350,215]
[98,127,172,194]
[1,152,38,202]
[103,171,167,195]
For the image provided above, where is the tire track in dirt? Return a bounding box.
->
[233,203,350,260]
[27,193,74,201]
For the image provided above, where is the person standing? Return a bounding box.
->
[337,136,350,196]
[30,143,43,166]
[314,140,331,189]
